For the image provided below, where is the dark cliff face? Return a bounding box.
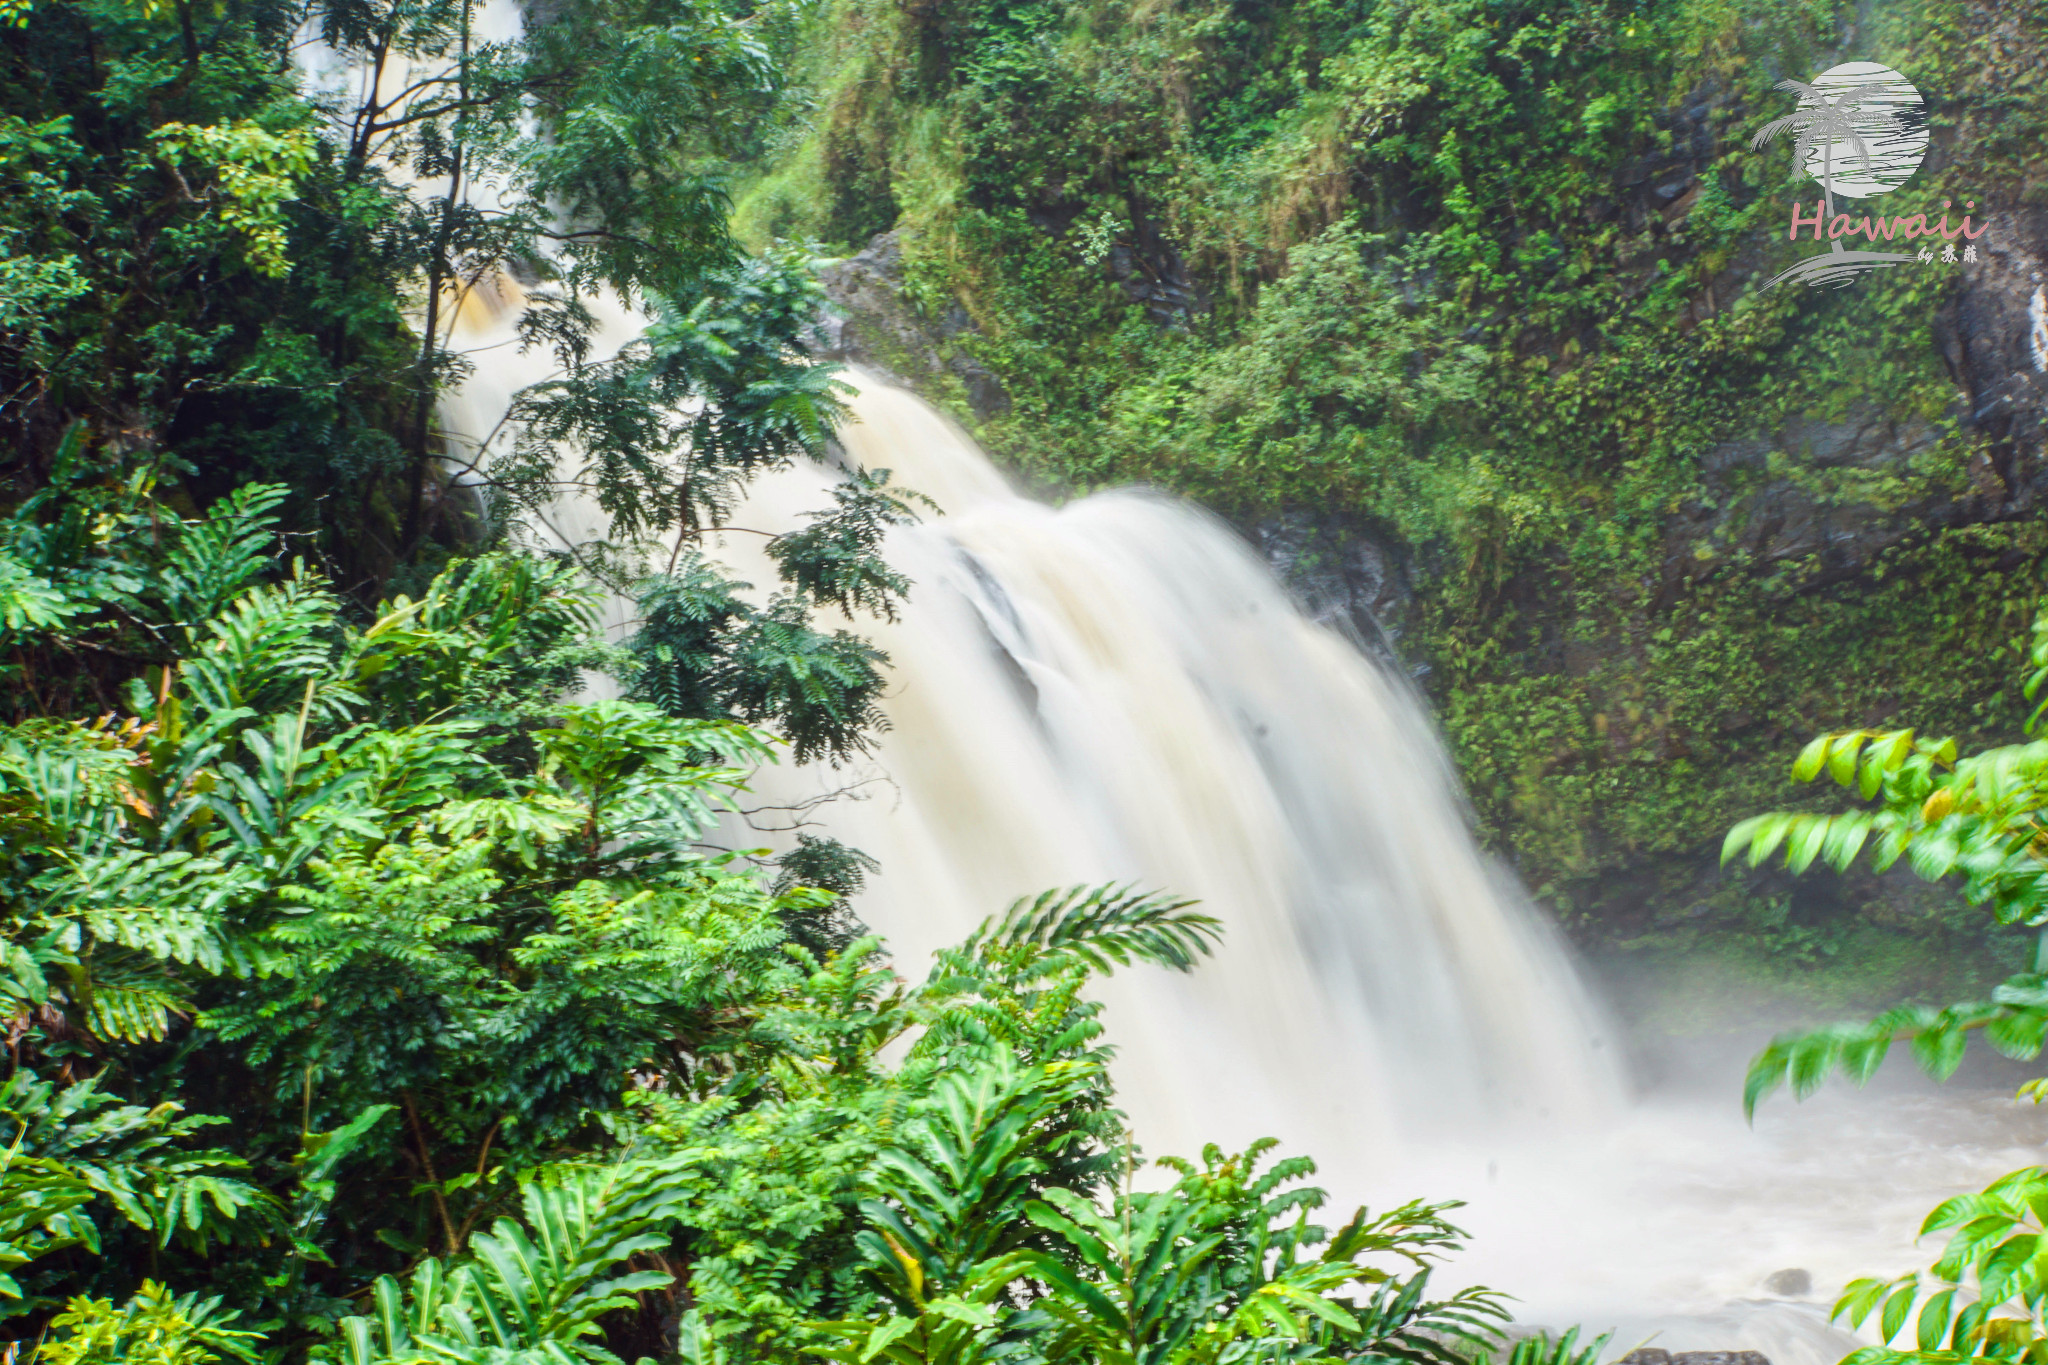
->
[1945,210,2048,479]
[1659,218,2048,600]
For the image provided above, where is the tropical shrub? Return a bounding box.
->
[0,467,1522,1365]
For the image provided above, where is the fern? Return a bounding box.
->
[0,551,81,634]
[336,1155,697,1365]
[156,484,291,633]
[854,1050,1090,1300]
[0,1145,100,1307]
[963,885,1222,978]
[180,568,350,721]
[816,1050,1503,1365]
[1477,1329,1613,1365]
[0,1073,277,1265]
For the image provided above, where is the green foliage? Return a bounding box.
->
[0,457,1510,1365]
[624,475,927,763]
[1827,1163,2048,1365]
[496,252,853,555]
[0,0,1585,1348]
[959,884,1219,977]
[809,1059,1506,1365]
[0,483,853,1322]
[40,1281,261,1365]
[1730,604,2048,1113]
[1478,1329,1613,1365]
[0,1073,275,1266]
[765,470,932,624]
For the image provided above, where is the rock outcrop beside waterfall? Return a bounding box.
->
[813,232,1012,422]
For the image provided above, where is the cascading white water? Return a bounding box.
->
[714,378,1623,1161]
[440,317,2040,1365]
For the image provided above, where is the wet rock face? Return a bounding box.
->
[1661,211,2048,599]
[1102,210,1208,328]
[1617,81,1730,238]
[1658,404,1954,596]
[812,231,1012,421]
[1248,511,1414,663]
[1942,207,2048,472]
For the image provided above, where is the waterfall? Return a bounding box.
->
[444,324,2038,1365]
[438,307,1627,1163]
[383,14,1624,1160]
[712,376,1625,1161]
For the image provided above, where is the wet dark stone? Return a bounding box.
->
[812,231,1012,421]
[1620,1352,1772,1365]
[1248,510,1413,664]
[1765,1267,1813,1296]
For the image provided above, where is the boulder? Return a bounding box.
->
[812,232,1011,421]
[1619,1352,1771,1365]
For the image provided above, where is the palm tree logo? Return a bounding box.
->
[1753,61,1929,289]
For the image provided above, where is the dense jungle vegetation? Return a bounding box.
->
[731,0,2048,944]
[8,0,2048,1347]
[0,0,1590,1356]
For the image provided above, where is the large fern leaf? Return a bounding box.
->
[335,1155,699,1365]
[965,885,1221,978]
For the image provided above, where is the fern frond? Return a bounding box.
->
[968,884,1221,977]
[1477,1326,1611,1365]
[181,567,349,720]
[336,1154,699,1365]
[158,483,290,631]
